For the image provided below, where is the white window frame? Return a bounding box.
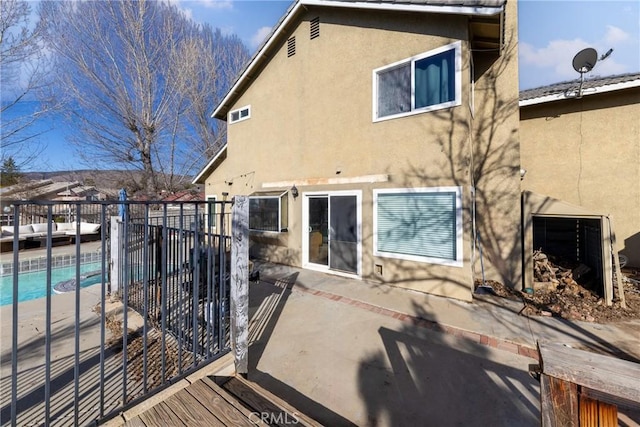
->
[301,190,363,278]
[229,105,251,124]
[206,195,217,229]
[372,41,462,122]
[249,190,288,233]
[373,186,463,267]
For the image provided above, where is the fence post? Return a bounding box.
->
[230,197,249,375]
[110,216,123,295]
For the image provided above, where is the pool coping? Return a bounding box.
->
[0,251,104,277]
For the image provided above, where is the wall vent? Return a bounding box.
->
[287,36,296,57]
[310,17,320,39]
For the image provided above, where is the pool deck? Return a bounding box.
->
[0,241,113,425]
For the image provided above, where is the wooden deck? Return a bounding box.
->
[125,376,261,426]
[124,375,321,427]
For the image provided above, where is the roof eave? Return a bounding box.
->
[520,79,640,107]
[192,145,228,185]
[302,0,504,16]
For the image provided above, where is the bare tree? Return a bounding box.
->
[38,0,248,195]
[159,25,247,191]
[0,0,54,167]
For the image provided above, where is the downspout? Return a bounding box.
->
[468,53,490,294]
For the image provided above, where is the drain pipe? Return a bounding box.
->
[471,187,492,294]
[475,229,493,294]
[468,70,492,295]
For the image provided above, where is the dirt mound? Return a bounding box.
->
[477,252,640,323]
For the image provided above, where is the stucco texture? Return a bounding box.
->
[205,3,521,300]
[520,87,640,267]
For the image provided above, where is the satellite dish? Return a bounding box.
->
[572,48,598,73]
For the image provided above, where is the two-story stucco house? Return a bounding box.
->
[193,0,522,302]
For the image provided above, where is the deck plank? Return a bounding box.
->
[225,375,321,427]
[124,415,148,427]
[186,379,256,427]
[200,377,270,426]
[223,377,285,422]
[164,388,227,426]
[136,403,186,427]
[126,375,315,427]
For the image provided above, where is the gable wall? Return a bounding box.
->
[222,8,470,187]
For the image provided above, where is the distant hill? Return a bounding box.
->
[20,170,197,193]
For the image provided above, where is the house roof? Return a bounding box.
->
[519,72,640,107]
[306,0,505,7]
[211,0,505,121]
[192,144,227,185]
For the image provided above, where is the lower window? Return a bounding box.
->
[373,187,462,266]
[206,195,217,229]
[249,191,288,232]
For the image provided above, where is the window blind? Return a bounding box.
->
[376,192,457,260]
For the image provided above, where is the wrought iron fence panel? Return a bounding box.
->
[1,199,237,426]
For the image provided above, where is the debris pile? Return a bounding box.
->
[532,250,591,291]
[481,250,640,323]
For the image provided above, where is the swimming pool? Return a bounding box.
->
[0,262,104,306]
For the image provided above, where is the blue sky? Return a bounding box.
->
[518,0,639,89]
[175,0,640,89]
[4,0,640,172]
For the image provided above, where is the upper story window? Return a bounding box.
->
[229,105,250,124]
[373,41,461,122]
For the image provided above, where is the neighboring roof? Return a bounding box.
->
[0,179,53,196]
[3,180,84,200]
[57,185,97,197]
[161,191,204,202]
[519,72,640,107]
[212,0,506,121]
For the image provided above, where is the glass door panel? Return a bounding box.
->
[308,197,328,266]
[329,195,357,274]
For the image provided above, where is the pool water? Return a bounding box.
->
[0,263,104,306]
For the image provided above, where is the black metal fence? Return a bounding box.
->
[0,199,237,426]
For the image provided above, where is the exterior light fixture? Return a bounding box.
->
[290,185,299,199]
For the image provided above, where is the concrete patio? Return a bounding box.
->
[244,262,640,426]
[3,249,640,425]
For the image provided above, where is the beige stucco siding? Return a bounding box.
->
[223,9,470,185]
[520,87,640,266]
[205,4,521,300]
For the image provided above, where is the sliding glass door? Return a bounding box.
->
[304,192,360,275]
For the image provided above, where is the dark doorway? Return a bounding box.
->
[532,216,603,294]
